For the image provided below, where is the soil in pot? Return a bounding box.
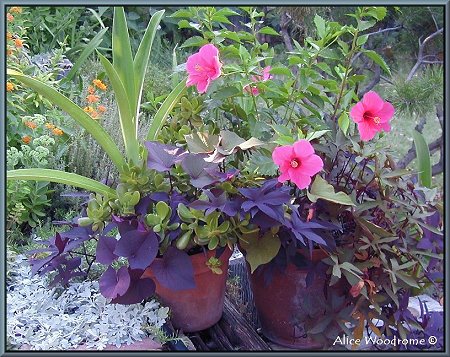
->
[248,249,328,349]
[144,247,232,333]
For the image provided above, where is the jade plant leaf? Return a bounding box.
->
[241,230,281,273]
[307,175,355,206]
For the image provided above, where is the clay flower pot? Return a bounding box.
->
[248,249,328,349]
[146,247,232,333]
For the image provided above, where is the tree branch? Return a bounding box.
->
[359,64,380,96]
[366,25,403,37]
[406,28,443,81]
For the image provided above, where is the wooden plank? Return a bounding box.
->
[219,296,271,351]
[210,324,235,350]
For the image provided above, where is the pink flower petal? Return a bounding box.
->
[278,170,290,183]
[272,145,294,166]
[349,101,365,123]
[380,122,391,132]
[362,91,384,113]
[262,66,273,81]
[289,170,312,189]
[358,122,377,142]
[196,78,210,93]
[299,154,323,176]
[376,102,395,123]
[293,139,315,159]
[199,43,219,58]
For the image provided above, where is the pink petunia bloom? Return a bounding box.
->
[243,66,273,96]
[272,139,324,189]
[349,91,395,142]
[186,44,222,93]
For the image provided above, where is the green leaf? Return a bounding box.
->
[61,27,108,83]
[98,52,139,164]
[357,19,376,31]
[7,69,125,170]
[269,66,291,76]
[134,10,165,121]
[366,7,387,21]
[169,9,193,18]
[314,14,326,38]
[395,271,420,288]
[7,169,117,198]
[338,112,350,134]
[213,86,241,100]
[381,169,414,179]
[241,231,281,273]
[147,79,187,141]
[413,130,432,188]
[258,26,279,36]
[356,34,369,46]
[185,132,220,153]
[113,7,136,117]
[180,36,208,48]
[363,50,391,75]
[307,176,355,206]
[306,129,330,141]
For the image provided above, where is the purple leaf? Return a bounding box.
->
[99,266,131,299]
[135,195,153,215]
[145,141,186,172]
[96,236,119,265]
[150,247,195,291]
[181,154,219,188]
[190,189,241,216]
[239,179,291,223]
[114,230,159,270]
[54,233,69,253]
[111,269,156,304]
[112,215,139,236]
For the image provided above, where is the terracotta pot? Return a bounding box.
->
[248,249,328,349]
[147,247,232,333]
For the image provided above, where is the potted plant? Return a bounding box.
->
[7,7,237,333]
[164,6,443,349]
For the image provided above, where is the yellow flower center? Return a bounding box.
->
[290,158,300,168]
[373,116,381,125]
[195,63,203,72]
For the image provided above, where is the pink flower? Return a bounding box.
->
[272,139,324,189]
[186,44,222,93]
[243,66,273,96]
[349,91,395,142]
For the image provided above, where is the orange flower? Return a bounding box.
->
[24,121,37,129]
[45,122,56,129]
[7,32,12,41]
[92,79,107,91]
[52,128,64,136]
[84,106,94,114]
[90,111,99,119]
[98,105,107,113]
[7,49,13,56]
[6,82,14,92]
[87,85,96,95]
[86,94,100,103]
[22,136,31,144]
[7,13,14,22]
[14,38,23,48]
[9,7,22,14]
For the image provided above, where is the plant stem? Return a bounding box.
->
[331,28,360,121]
